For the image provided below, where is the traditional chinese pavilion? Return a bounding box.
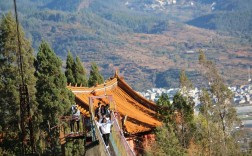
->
[67,71,162,154]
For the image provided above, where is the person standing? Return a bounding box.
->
[96,117,114,148]
[70,104,80,134]
[105,104,111,117]
[95,102,102,120]
[100,105,106,117]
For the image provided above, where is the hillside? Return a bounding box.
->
[0,0,251,91]
[188,0,252,39]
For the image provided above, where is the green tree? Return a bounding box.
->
[73,56,87,86]
[179,69,193,94]
[65,51,75,85]
[156,94,174,124]
[198,89,213,156]
[193,114,225,156]
[65,140,85,156]
[88,62,104,87]
[197,89,241,156]
[173,93,195,148]
[198,49,206,64]
[35,41,74,154]
[146,124,186,156]
[0,12,38,154]
[174,69,195,148]
[198,50,241,155]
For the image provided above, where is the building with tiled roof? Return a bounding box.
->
[67,72,162,135]
[67,72,162,154]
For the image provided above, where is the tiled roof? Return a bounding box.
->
[67,74,162,134]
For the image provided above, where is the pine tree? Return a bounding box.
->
[88,62,104,87]
[173,93,195,148]
[156,94,174,124]
[35,41,74,154]
[73,56,87,87]
[179,69,193,94]
[0,12,38,154]
[65,51,75,85]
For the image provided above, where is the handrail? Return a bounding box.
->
[110,112,135,156]
[89,98,111,155]
[59,115,86,136]
[88,95,135,156]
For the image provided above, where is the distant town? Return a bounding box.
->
[138,83,252,126]
[138,84,252,106]
[138,83,252,150]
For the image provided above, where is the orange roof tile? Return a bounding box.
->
[67,74,162,134]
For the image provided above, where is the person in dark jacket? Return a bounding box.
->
[95,102,102,120]
[105,104,111,117]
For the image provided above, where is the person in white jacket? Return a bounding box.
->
[70,104,80,134]
[96,117,114,148]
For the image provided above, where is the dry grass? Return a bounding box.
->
[107,23,252,89]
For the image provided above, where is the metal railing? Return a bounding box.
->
[110,112,135,156]
[89,97,111,156]
[59,115,86,143]
[88,95,135,156]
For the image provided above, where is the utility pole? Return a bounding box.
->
[13,0,36,155]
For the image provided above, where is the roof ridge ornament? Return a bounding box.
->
[114,69,119,78]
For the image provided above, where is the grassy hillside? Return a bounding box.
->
[1,0,251,91]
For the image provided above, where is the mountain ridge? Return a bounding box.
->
[1,0,251,91]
